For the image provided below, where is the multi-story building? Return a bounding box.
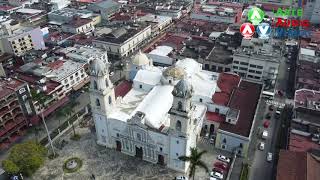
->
[93,22,152,60]
[0,25,45,56]
[61,18,94,34]
[303,0,320,24]
[88,0,120,20]
[57,44,108,64]
[48,8,101,26]
[232,38,281,88]
[137,14,172,37]
[0,78,36,150]
[19,59,89,94]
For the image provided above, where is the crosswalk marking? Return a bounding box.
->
[266,100,285,108]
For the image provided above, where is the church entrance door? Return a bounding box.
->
[116,141,121,152]
[157,154,165,165]
[135,146,143,159]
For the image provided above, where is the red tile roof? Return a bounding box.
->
[213,72,240,106]
[219,80,262,137]
[277,150,307,180]
[47,60,64,70]
[206,112,225,123]
[115,80,132,97]
[289,133,320,152]
[0,78,26,99]
[277,150,320,180]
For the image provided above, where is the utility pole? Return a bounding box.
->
[41,104,55,156]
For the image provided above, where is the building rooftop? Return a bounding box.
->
[64,18,92,28]
[0,78,26,99]
[294,89,320,112]
[206,44,233,64]
[48,8,94,19]
[57,45,107,63]
[94,22,150,44]
[213,72,241,106]
[277,150,320,180]
[181,37,215,59]
[144,33,188,53]
[206,112,225,123]
[296,60,320,90]
[289,133,320,152]
[219,80,262,137]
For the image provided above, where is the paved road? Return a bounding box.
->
[248,55,290,180]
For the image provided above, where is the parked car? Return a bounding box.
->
[268,105,274,111]
[258,142,265,151]
[175,176,188,180]
[109,71,114,76]
[204,132,210,139]
[267,152,273,162]
[262,130,268,139]
[275,110,281,119]
[263,120,270,128]
[209,177,219,180]
[209,135,215,144]
[278,90,283,97]
[210,171,224,179]
[217,155,230,163]
[212,167,225,174]
[265,113,271,119]
[213,162,228,171]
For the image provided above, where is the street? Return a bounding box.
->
[248,53,291,180]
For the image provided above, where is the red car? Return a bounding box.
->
[212,167,225,174]
[214,161,228,171]
[263,120,270,128]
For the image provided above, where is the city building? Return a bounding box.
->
[303,0,320,24]
[137,14,172,37]
[191,2,243,23]
[296,46,320,91]
[48,8,101,26]
[232,38,282,90]
[93,22,151,59]
[61,17,94,34]
[57,44,108,64]
[203,43,233,72]
[19,59,89,94]
[0,25,45,56]
[0,78,36,150]
[88,0,120,20]
[276,150,320,180]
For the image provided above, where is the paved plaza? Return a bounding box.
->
[32,127,231,180]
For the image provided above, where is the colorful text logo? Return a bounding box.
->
[256,23,271,39]
[247,7,265,25]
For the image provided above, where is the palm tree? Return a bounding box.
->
[178,147,209,180]
[31,89,56,156]
[58,100,80,136]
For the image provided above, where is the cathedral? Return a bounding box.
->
[89,52,221,172]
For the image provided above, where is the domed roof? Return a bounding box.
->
[89,58,108,76]
[163,66,185,80]
[172,79,193,98]
[132,51,150,66]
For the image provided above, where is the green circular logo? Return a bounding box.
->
[248,7,265,25]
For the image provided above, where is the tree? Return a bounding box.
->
[2,141,47,177]
[58,100,80,136]
[178,147,209,180]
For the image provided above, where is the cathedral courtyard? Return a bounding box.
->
[32,127,228,180]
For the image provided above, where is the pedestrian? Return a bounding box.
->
[91,174,95,180]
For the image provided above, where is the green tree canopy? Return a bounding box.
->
[179,147,209,180]
[2,141,47,177]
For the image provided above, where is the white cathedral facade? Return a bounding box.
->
[89,52,222,172]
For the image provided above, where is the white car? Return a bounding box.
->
[259,142,265,151]
[217,155,230,163]
[209,135,215,144]
[262,130,268,139]
[175,176,188,180]
[267,152,273,162]
[210,177,219,180]
[210,171,224,179]
[109,71,114,76]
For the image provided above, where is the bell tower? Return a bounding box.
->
[89,56,115,146]
[169,79,193,134]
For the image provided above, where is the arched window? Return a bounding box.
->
[223,138,226,143]
[105,79,109,87]
[176,120,181,131]
[178,101,183,110]
[108,96,112,105]
[93,80,98,90]
[96,98,100,107]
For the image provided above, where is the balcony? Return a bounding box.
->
[2,112,12,121]
[0,99,7,108]
[9,100,19,109]
[6,94,17,102]
[12,107,22,115]
[0,106,10,117]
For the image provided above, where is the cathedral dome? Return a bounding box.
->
[89,58,108,76]
[132,51,150,66]
[163,66,186,80]
[172,79,193,98]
